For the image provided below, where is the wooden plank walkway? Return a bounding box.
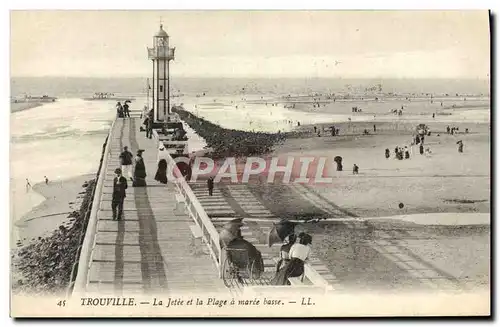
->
[84,117,226,295]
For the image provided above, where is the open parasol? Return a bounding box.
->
[267,218,299,247]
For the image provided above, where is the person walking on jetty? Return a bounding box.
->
[207,176,215,196]
[119,146,134,181]
[112,168,128,221]
[123,102,130,118]
[133,149,147,187]
[154,159,168,184]
[140,105,148,119]
[25,178,31,191]
[457,140,464,153]
[116,102,124,118]
[145,110,154,139]
[44,176,49,184]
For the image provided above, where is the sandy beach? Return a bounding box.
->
[176,99,490,293]
[13,174,95,244]
[275,120,490,217]
[265,118,490,291]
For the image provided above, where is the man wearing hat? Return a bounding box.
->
[119,146,134,182]
[112,168,128,220]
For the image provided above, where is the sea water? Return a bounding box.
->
[10,98,116,230]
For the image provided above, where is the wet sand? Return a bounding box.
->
[13,174,95,244]
[10,102,43,113]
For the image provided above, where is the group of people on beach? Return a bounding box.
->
[390,107,404,116]
[111,146,147,220]
[447,125,469,135]
[387,146,411,160]
[25,176,50,192]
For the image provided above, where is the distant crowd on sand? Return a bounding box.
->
[383,124,467,163]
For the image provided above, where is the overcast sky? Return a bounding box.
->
[10,10,490,78]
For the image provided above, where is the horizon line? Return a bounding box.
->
[10,75,490,80]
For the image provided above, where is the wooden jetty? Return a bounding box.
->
[73,112,335,297]
[73,115,226,296]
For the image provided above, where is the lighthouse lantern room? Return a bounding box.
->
[147,24,175,122]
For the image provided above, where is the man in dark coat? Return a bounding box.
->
[133,150,147,187]
[207,176,214,196]
[146,110,154,139]
[112,168,128,220]
[119,146,134,181]
[123,102,130,118]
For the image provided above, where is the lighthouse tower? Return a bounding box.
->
[147,24,175,122]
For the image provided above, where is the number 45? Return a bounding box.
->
[57,300,66,307]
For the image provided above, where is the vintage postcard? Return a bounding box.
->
[10,10,491,317]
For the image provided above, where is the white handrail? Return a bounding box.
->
[72,118,116,296]
[153,129,223,276]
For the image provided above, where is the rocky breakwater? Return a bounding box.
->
[11,135,109,295]
[172,106,286,159]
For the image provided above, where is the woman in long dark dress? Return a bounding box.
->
[133,150,147,186]
[154,159,168,184]
[274,234,297,274]
[271,233,312,285]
